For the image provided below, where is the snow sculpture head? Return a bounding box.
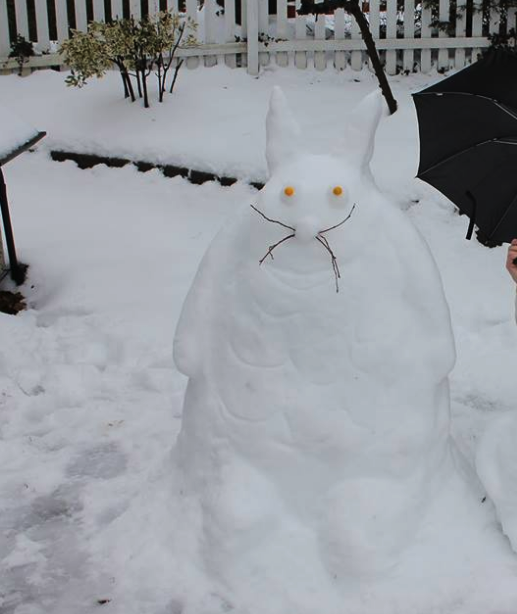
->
[266,85,383,175]
[252,87,385,290]
[174,87,458,610]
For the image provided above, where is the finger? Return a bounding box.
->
[512,238,517,246]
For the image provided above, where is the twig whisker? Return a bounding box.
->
[316,236,341,292]
[250,204,295,232]
[259,233,296,265]
[319,204,357,235]
[317,234,341,279]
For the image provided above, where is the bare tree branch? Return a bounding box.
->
[297,0,398,114]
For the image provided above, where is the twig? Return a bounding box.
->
[259,233,295,264]
[318,234,341,278]
[316,236,341,292]
[319,204,356,234]
[316,204,356,291]
[250,204,295,232]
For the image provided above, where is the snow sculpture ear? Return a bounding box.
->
[266,86,303,176]
[339,89,386,172]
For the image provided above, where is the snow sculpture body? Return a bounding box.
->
[173,89,458,595]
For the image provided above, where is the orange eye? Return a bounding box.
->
[284,186,295,197]
[333,186,343,196]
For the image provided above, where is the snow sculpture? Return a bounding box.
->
[173,88,458,594]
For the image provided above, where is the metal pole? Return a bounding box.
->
[0,165,25,285]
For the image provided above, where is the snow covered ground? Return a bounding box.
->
[1,64,517,614]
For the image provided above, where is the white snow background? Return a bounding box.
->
[1,64,517,614]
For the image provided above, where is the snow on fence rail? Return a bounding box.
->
[0,0,510,76]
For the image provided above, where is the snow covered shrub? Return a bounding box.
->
[487,26,517,52]
[60,29,112,88]
[424,0,517,37]
[8,34,34,76]
[60,12,196,108]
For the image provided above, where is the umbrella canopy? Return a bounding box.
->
[413,48,517,245]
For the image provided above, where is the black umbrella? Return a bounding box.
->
[413,48,517,253]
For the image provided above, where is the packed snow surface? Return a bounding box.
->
[1,65,517,614]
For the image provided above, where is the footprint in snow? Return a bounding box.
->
[65,442,127,480]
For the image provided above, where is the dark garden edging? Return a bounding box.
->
[50,150,265,191]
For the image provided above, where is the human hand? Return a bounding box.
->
[506,239,517,284]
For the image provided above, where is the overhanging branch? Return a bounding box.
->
[297,0,398,114]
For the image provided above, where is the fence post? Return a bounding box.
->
[385,0,397,75]
[276,0,288,67]
[93,0,106,22]
[420,2,432,73]
[185,0,199,69]
[129,0,142,20]
[0,0,10,61]
[111,0,124,20]
[294,0,307,69]
[368,0,380,73]
[403,0,415,73]
[333,7,345,70]
[14,0,30,38]
[74,0,88,32]
[472,0,483,61]
[224,0,237,68]
[35,0,51,53]
[204,0,218,67]
[55,0,70,44]
[438,0,450,71]
[246,0,259,76]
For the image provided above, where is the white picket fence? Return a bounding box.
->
[0,0,512,76]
